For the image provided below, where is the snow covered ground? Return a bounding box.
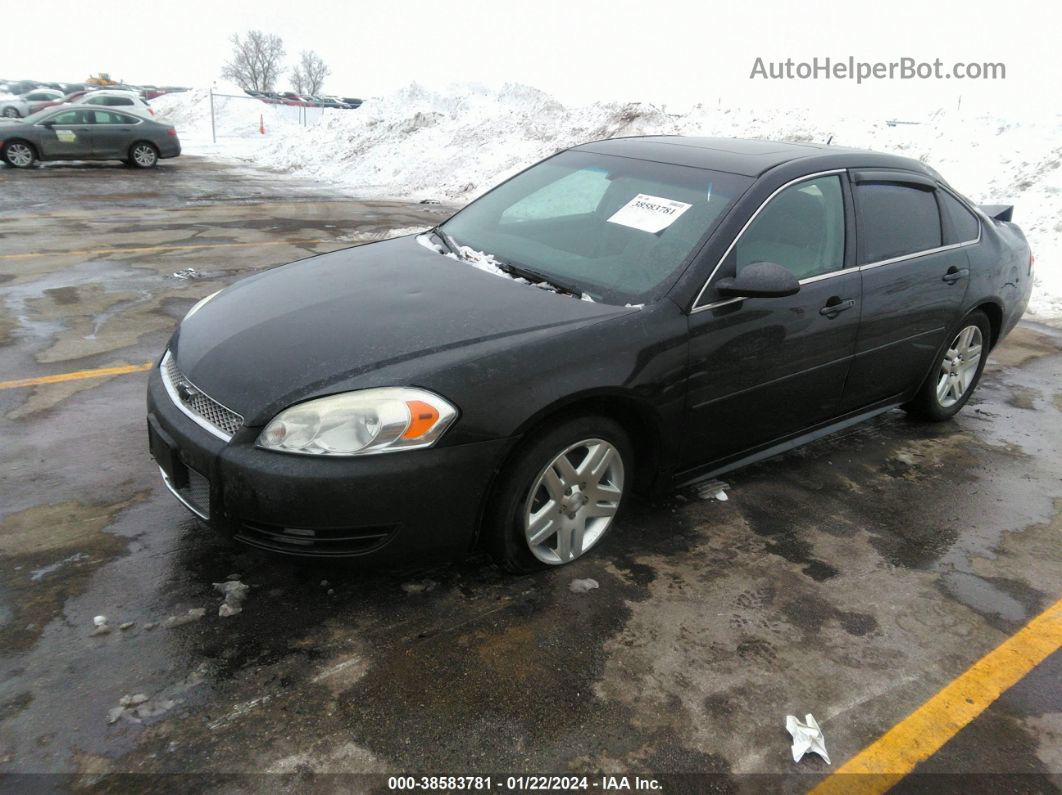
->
[152,83,1061,321]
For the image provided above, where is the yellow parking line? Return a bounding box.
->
[0,238,342,260]
[0,362,153,390]
[811,595,1062,794]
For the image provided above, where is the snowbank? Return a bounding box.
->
[152,83,1062,321]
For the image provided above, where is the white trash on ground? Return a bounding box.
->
[786,713,831,764]
[214,580,250,617]
[695,480,730,502]
[161,607,206,628]
[569,578,600,594]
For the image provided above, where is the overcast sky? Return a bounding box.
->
[3,0,1058,115]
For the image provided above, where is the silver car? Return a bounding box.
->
[0,106,181,168]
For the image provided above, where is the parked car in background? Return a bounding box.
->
[0,106,180,168]
[1,88,64,118]
[341,97,363,108]
[78,89,154,117]
[2,80,43,96]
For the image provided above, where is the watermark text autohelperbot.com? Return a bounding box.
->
[750,57,1006,83]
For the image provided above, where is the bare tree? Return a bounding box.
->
[222,31,286,92]
[291,50,330,96]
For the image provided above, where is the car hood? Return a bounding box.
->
[173,235,627,425]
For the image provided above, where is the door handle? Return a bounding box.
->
[943,266,969,284]
[819,297,855,318]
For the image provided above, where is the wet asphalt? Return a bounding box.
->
[0,156,1060,791]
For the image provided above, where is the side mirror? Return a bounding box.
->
[41,120,55,128]
[715,261,800,299]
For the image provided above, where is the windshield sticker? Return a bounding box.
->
[607,193,692,234]
[56,130,77,143]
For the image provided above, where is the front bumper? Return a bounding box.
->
[147,366,510,560]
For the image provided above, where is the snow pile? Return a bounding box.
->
[154,82,1062,320]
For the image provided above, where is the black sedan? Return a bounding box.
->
[147,136,1032,570]
[0,106,180,168]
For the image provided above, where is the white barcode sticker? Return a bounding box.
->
[607,193,691,233]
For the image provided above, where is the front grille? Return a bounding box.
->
[235,520,397,556]
[161,351,243,440]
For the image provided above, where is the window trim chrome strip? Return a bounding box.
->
[159,350,238,442]
[690,169,846,314]
[158,465,210,521]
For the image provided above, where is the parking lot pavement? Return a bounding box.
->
[1,157,1060,789]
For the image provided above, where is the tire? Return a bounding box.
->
[903,309,991,421]
[486,415,632,573]
[2,141,36,168]
[1,107,19,119]
[129,142,158,169]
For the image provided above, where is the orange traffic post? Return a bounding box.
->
[259,114,265,134]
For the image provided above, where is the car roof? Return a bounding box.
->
[83,89,142,97]
[47,103,155,120]
[570,135,930,178]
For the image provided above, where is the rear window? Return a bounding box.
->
[939,190,980,244]
[857,183,942,263]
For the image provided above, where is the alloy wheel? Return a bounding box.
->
[1,108,18,118]
[5,143,33,167]
[132,144,157,167]
[937,325,983,408]
[524,438,624,565]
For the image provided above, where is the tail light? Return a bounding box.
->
[167,127,177,136]
[148,108,155,116]
[1029,252,1035,275]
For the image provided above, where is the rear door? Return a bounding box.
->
[89,110,139,158]
[683,172,861,466]
[840,171,970,410]
[36,109,94,159]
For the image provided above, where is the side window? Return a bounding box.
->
[84,96,101,105]
[48,110,82,124]
[735,175,845,280]
[939,190,979,244]
[856,182,942,263]
[106,97,133,106]
[501,168,611,222]
[93,110,122,124]
[114,112,139,124]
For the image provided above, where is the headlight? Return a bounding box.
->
[183,290,221,321]
[257,388,458,456]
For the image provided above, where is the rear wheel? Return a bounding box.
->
[3,141,36,168]
[903,310,991,421]
[129,142,158,168]
[487,415,632,573]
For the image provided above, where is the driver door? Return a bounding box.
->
[681,173,861,469]
[37,109,94,159]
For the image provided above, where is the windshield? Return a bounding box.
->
[440,150,752,303]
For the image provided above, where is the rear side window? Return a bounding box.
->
[92,110,128,124]
[857,183,941,263]
[939,190,980,244]
[105,97,134,106]
[735,175,846,280]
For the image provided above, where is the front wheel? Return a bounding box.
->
[129,142,158,168]
[2,141,36,168]
[1,107,19,119]
[903,310,991,421]
[487,415,632,573]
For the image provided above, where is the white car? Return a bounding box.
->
[77,90,154,117]
[0,89,64,118]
